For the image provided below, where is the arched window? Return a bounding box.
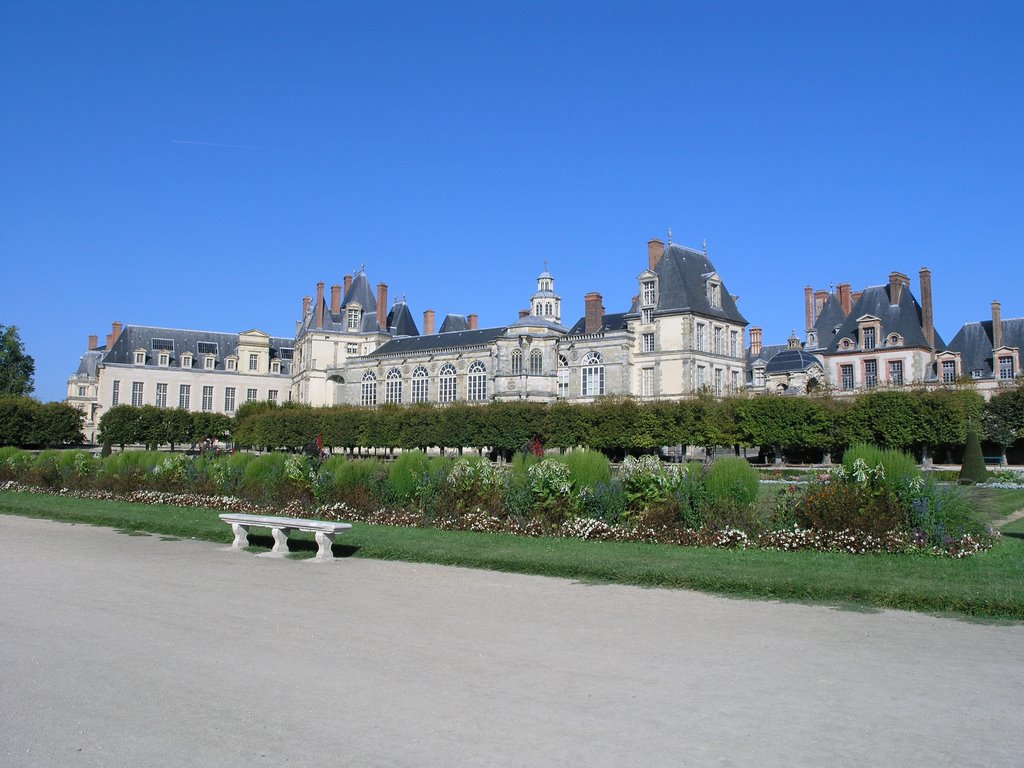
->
[511,349,523,375]
[360,371,377,407]
[412,366,429,403]
[581,352,604,397]
[385,368,402,404]
[545,302,552,316]
[530,349,543,375]
[468,361,487,401]
[438,363,457,403]
[557,354,569,398]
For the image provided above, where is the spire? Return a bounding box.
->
[667,227,672,245]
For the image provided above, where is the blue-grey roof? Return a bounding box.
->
[566,312,630,335]
[386,301,420,337]
[508,316,567,333]
[74,350,104,378]
[649,244,747,325]
[825,284,944,353]
[438,314,469,334]
[765,348,822,374]
[945,318,1024,378]
[101,326,294,375]
[299,271,383,335]
[812,293,847,342]
[369,327,507,357]
[748,343,788,368]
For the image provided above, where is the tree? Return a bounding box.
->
[98,405,142,450]
[0,325,35,396]
[34,402,84,447]
[959,428,989,484]
[984,385,1024,466]
[0,395,39,446]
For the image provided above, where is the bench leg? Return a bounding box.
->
[230,523,249,549]
[270,527,292,556]
[313,531,336,560]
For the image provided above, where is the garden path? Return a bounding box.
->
[991,508,1024,529]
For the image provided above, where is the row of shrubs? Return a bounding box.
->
[0,443,993,557]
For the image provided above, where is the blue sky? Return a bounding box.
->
[2,0,1022,403]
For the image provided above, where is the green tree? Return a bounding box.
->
[192,412,232,444]
[34,402,84,447]
[0,325,35,396]
[0,395,39,446]
[164,408,194,451]
[984,385,1024,465]
[98,404,142,450]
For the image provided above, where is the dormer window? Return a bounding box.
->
[642,280,656,306]
[181,353,193,368]
[707,281,721,309]
[347,306,361,331]
[248,353,259,371]
[158,353,169,367]
[863,327,876,350]
[226,357,237,371]
[134,350,146,365]
[888,333,903,347]
[270,360,281,374]
[204,355,216,370]
[841,339,852,350]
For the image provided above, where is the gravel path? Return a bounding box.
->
[1,515,1021,767]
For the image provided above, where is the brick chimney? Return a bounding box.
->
[423,309,435,336]
[518,309,530,319]
[112,321,123,344]
[919,268,935,350]
[302,295,311,319]
[804,286,815,329]
[814,290,829,319]
[106,333,113,348]
[838,284,853,316]
[344,274,353,295]
[750,326,762,357]
[648,239,665,272]
[88,335,98,351]
[316,282,325,328]
[584,292,604,334]
[376,283,388,329]
[467,313,479,331]
[888,272,909,305]
[331,284,342,315]
[992,300,1003,350]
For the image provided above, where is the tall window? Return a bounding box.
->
[268,390,277,403]
[347,308,360,330]
[731,370,740,391]
[641,307,653,325]
[511,349,523,375]
[202,386,214,411]
[438,364,457,403]
[131,382,144,407]
[246,388,258,402]
[889,360,904,386]
[713,327,723,354]
[181,354,192,368]
[77,385,86,397]
[863,327,876,350]
[707,282,721,308]
[468,361,487,402]
[730,330,738,358]
[227,358,237,371]
[581,352,604,397]
[557,355,569,399]
[205,356,216,370]
[642,333,655,353]
[864,359,878,388]
[179,384,190,409]
[412,367,429,403]
[224,387,236,412]
[158,353,169,367]
[696,323,706,351]
[941,360,956,383]
[999,356,1015,380]
[361,371,377,407]
[249,353,259,371]
[840,365,854,390]
[112,380,120,405]
[155,383,168,408]
[714,368,723,396]
[697,365,706,389]
[134,351,146,365]
[385,368,402,404]
[641,367,654,397]
[529,349,543,375]
[545,302,552,316]
[642,280,656,305]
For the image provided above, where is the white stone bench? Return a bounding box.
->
[219,513,352,561]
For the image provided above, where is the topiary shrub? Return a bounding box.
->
[958,429,989,484]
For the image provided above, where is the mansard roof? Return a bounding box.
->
[342,271,377,310]
[945,318,1024,378]
[566,312,630,335]
[368,327,507,357]
[765,348,822,374]
[812,293,847,340]
[386,301,420,337]
[101,325,294,374]
[74,350,104,378]
[438,314,469,334]
[824,284,943,353]
[650,244,747,325]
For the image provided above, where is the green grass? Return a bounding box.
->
[2,490,1023,620]
[961,487,1024,525]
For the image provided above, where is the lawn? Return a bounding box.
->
[2,489,1023,620]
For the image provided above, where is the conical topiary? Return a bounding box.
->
[959,428,989,484]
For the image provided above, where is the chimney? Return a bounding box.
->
[106,333,113,349]
[88,335,98,351]
[838,284,853,316]
[331,284,342,315]
[376,283,388,329]
[467,313,479,331]
[584,292,604,334]
[888,272,909,305]
[423,309,436,336]
[344,274,353,295]
[804,286,815,329]
[112,321,123,344]
[316,282,325,328]
[648,238,665,272]
[518,309,530,319]
[749,325,765,360]
[302,295,311,319]
[992,300,1003,350]
[919,268,935,350]
[814,290,829,319]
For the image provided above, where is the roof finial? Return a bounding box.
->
[360,262,365,273]
[702,238,707,255]
[667,227,672,245]
[543,258,548,273]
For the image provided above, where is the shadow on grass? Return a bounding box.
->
[240,532,360,559]
[1002,532,1024,541]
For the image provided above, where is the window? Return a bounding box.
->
[226,357,237,371]
[730,331,739,358]
[731,370,740,391]
[707,282,721,308]
[511,349,523,375]
[158,353,169,367]
[202,386,214,411]
[642,333,655,353]
[754,368,765,386]
[179,385,191,409]
[438,364,457,403]
[246,388,258,402]
[249,353,259,371]
[468,361,487,401]
[224,387,236,412]
[131,382,144,407]
[557,355,569,399]
[863,327,876,351]
[181,354,193,368]
[696,323,706,351]
[889,360,904,386]
[713,327,723,354]
[361,371,377,407]
[864,359,878,389]
[268,389,278,403]
[545,302,552,316]
[697,365,706,389]
[270,360,280,374]
[385,368,402,404]
[134,351,146,365]
[971,369,984,379]
[197,342,218,355]
[279,348,293,360]
[112,380,120,406]
[77,385,87,397]
[412,367,429,403]
[346,343,358,354]
[942,360,957,383]
[347,308,361,330]
[581,352,604,397]
[641,368,654,397]
[642,280,656,305]
[204,355,216,370]
[529,349,543,375]
[156,383,168,408]
[840,365,854,391]
[152,338,174,352]
[999,356,1015,380]
[714,368,723,396]
[641,308,653,325]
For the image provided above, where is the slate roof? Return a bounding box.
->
[811,293,847,346]
[748,344,788,368]
[765,348,822,374]
[824,284,944,353]
[566,312,630,335]
[74,350,104,378]
[299,271,385,335]
[508,316,568,333]
[945,318,1024,378]
[368,327,507,357]
[101,326,294,375]
[647,244,747,325]
[386,301,420,337]
[438,314,469,334]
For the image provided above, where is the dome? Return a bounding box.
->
[764,348,821,374]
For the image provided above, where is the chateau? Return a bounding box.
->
[67,237,1021,443]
